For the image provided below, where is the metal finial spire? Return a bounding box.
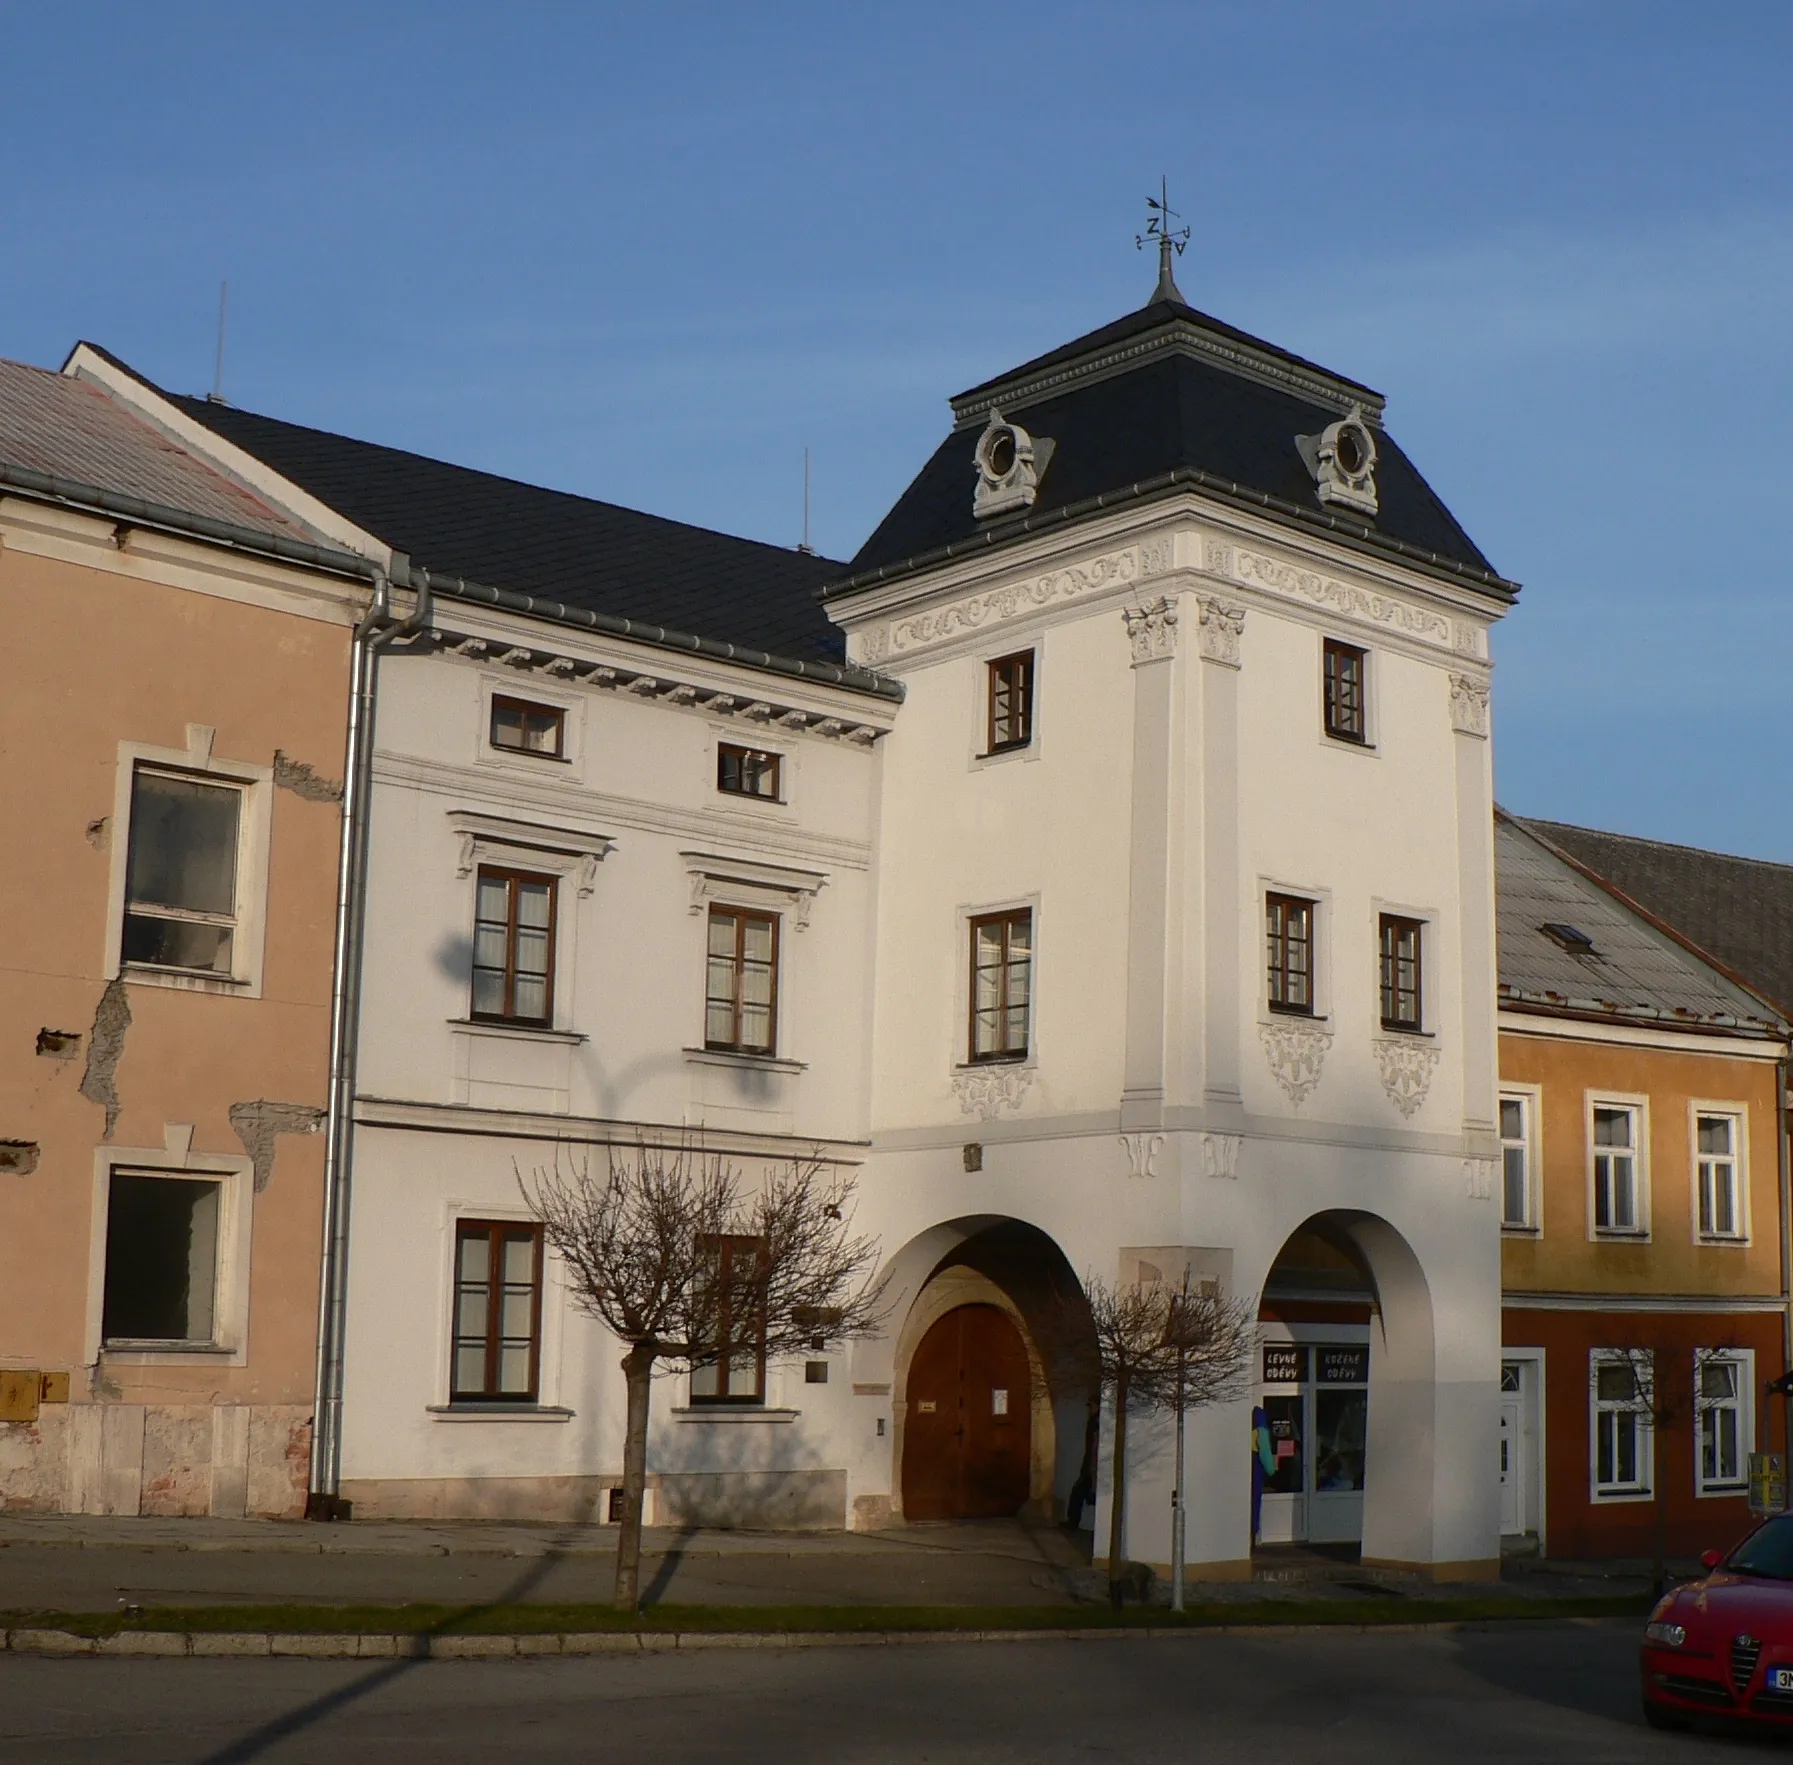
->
[1135,177,1190,304]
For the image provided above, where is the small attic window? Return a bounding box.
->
[1539,922,1598,956]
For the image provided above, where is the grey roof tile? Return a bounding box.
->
[1496,813,1785,1034]
[1522,818,1793,1019]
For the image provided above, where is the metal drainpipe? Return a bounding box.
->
[307,565,433,1515]
[1779,1055,1792,1489]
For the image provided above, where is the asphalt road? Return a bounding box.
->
[0,1621,1749,1764]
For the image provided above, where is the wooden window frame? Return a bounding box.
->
[1378,913,1424,1032]
[470,866,558,1026]
[1265,893,1316,1017]
[449,1219,545,1403]
[489,695,567,760]
[717,743,783,801]
[704,905,780,1055]
[690,1233,767,1405]
[985,651,1035,755]
[1322,639,1369,744]
[968,907,1032,1064]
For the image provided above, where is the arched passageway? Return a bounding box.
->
[1253,1211,1435,1566]
[865,1217,1090,1525]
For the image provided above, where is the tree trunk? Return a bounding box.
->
[1107,1375,1129,1611]
[614,1344,655,1613]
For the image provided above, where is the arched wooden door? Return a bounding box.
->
[901,1303,1032,1521]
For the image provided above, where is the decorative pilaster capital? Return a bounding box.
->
[1122,596,1179,666]
[1195,595,1246,668]
[1448,673,1490,738]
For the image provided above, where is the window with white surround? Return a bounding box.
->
[1590,1101,1644,1235]
[1695,1110,1744,1241]
[1500,1093,1536,1230]
[1591,1350,1652,1499]
[1696,1351,1752,1495]
[106,737,273,998]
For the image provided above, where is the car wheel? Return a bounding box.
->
[1641,1697,1687,1732]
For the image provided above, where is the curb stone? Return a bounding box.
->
[1,1613,1638,1660]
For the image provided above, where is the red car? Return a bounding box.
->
[1641,1514,1793,1730]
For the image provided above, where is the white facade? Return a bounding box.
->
[336,612,895,1526]
[824,500,1507,1575]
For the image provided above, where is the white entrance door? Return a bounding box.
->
[1498,1397,1523,1534]
[1498,1359,1537,1538]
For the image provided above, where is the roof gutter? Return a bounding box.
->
[1498,989,1787,1039]
[419,568,903,703]
[0,458,380,583]
[823,466,1520,606]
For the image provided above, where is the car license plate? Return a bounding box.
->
[1771,1668,1793,1692]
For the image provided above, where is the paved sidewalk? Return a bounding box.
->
[0,1513,1663,1614]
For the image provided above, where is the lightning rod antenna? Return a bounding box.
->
[210,281,230,405]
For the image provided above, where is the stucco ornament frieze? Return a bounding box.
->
[1258,1019,1332,1108]
[1198,542,1453,650]
[1119,1131,1165,1179]
[1201,1132,1242,1180]
[1195,596,1246,667]
[1138,534,1175,578]
[1448,673,1491,739]
[1122,596,1179,665]
[952,1064,1034,1121]
[1462,1157,1496,1202]
[884,546,1140,659]
[1374,1036,1440,1118]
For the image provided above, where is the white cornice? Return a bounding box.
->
[1498,1010,1786,1060]
[0,495,364,627]
[839,502,1501,672]
[1503,1291,1788,1314]
[352,1094,869,1163]
[426,620,892,744]
[372,752,873,872]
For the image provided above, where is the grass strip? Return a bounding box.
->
[1,1593,1652,1640]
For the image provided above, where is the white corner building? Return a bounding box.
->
[120,259,1518,1580]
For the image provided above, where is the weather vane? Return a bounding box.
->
[1136,177,1189,303]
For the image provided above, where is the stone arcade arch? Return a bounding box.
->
[851,1216,1090,1527]
[1254,1211,1439,1569]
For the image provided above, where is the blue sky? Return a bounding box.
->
[4,3,1788,858]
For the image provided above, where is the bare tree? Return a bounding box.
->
[522,1142,885,1612]
[1596,1342,1740,1596]
[1047,1272,1255,1609]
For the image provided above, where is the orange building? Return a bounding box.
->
[0,353,379,1515]
[1496,814,1790,1560]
